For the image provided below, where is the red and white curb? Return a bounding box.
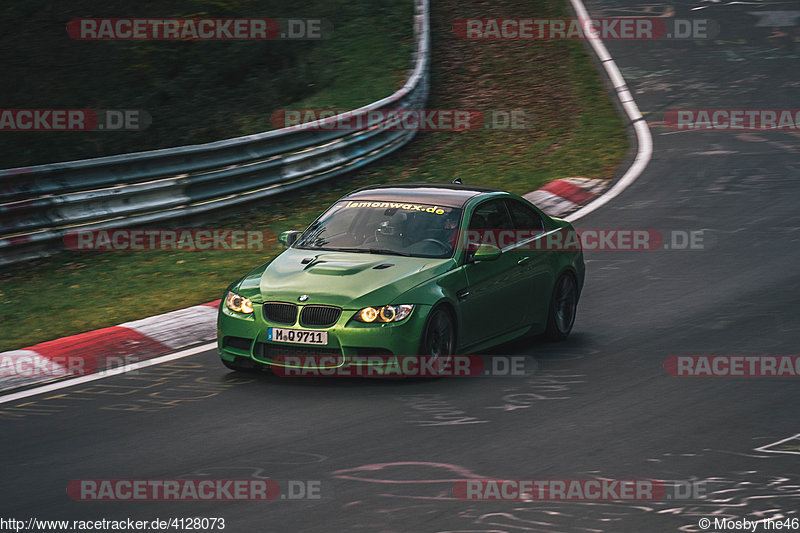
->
[523,177,607,218]
[0,301,220,393]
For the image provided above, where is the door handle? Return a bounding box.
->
[517,256,530,265]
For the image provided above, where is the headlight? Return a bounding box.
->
[225,291,254,314]
[355,304,413,323]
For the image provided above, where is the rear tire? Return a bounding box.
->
[545,273,578,341]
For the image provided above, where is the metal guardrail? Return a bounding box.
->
[0,0,429,265]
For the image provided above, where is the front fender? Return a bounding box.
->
[394,263,468,344]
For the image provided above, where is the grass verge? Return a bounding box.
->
[0,0,628,352]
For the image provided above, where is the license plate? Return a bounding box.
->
[268,327,328,345]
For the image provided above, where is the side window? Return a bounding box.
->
[465,199,513,254]
[468,200,512,231]
[506,199,544,235]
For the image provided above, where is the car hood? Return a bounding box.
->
[235,248,453,308]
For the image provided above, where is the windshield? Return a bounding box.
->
[294,199,463,258]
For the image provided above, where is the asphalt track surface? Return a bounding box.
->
[2,1,799,531]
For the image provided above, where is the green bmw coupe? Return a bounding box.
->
[218,182,585,371]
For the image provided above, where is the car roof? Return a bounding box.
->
[345,182,505,208]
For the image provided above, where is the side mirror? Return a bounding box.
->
[279,230,303,247]
[472,243,501,262]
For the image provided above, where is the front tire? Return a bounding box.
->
[420,306,456,357]
[545,273,578,341]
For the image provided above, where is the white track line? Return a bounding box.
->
[2,0,652,403]
[564,0,653,223]
[0,343,215,405]
[753,433,800,455]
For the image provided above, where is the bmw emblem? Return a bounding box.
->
[298,295,309,302]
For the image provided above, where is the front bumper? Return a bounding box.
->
[217,301,431,367]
